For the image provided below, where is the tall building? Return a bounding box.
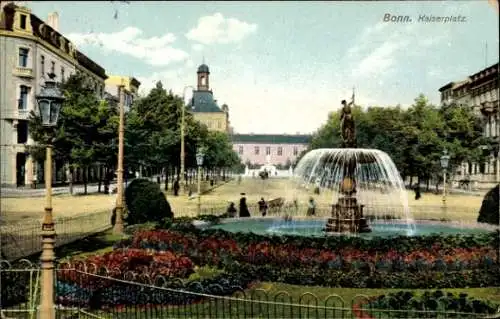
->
[105,75,141,111]
[0,3,107,187]
[438,62,499,187]
[189,64,230,132]
[232,134,311,166]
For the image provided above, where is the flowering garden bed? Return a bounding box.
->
[53,221,499,314]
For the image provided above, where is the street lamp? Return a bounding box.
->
[440,149,451,208]
[35,72,65,319]
[181,86,194,194]
[196,148,205,216]
[113,83,126,234]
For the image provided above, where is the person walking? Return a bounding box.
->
[173,179,180,196]
[258,197,268,216]
[413,183,421,200]
[226,202,237,218]
[306,197,316,216]
[239,193,251,217]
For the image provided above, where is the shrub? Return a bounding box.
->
[367,290,499,315]
[125,178,173,225]
[478,184,499,225]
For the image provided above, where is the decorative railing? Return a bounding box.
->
[0,210,111,261]
[1,260,498,319]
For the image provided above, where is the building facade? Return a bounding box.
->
[0,3,107,187]
[105,75,141,112]
[189,64,230,133]
[438,62,499,187]
[232,134,311,166]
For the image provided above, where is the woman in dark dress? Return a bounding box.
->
[239,194,251,217]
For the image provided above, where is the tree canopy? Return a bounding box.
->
[307,94,487,184]
[29,75,241,191]
[124,81,240,173]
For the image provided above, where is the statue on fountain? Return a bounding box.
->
[324,89,371,234]
[340,99,356,148]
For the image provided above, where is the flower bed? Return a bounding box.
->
[59,248,194,288]
[55,224,500,310]
[113,230,499,287]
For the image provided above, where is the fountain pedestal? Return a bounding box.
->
[324,196,372,234]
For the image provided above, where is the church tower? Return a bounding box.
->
[197,63,210,91]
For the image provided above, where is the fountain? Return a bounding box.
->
[202,94,497,238]
[293,94,412,235]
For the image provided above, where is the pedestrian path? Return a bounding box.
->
[1,182,127,198]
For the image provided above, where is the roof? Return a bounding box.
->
[1,3,107,80]
[197,64,210,73]
[231,134,312,144]
[452,78,470,90]
[438,82,455,92]
[190,90,223,113]
[470,62,499,79]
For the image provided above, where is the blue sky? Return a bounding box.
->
[27,1,499,134]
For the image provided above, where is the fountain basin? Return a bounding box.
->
[201,217,497,239]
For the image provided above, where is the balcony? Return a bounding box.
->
[13,67,34,78]
[2,109,30,120]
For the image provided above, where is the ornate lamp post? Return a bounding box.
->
[196,148,205,216]
[440,149,451,208]
[181,86,194,194]
[35,72,65,319]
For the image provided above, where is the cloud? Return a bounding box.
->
[67,27,189,66]
[186,13,257,45]
[347,22,450,80]
[192,43,204,52]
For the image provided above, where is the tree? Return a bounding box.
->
[125,81,241,186]
[306,94,488,188]
[28,73,116,194]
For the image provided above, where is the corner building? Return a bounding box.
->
[0,3,107,187]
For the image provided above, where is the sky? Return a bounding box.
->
[25,1,499,134]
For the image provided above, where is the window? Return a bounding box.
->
[266,147,271,155]
[200,76,206,86]
[238,146,243,155]
[20,14,27,29]
[50,61,55,74]
[277,147,283,156]
[254,146,260,155]
[60,66,65,81]
[218,121,222,128]
[19,85,29,110]
[18,48,29,67]
[293,147,298,156]
[17,121,28,144]
[40,55,45,75]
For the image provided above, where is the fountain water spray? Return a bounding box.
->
[288,92,415,236]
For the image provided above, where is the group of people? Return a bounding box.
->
[226,194,268,218]
[226,194,317,218]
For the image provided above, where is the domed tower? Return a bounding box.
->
[197,64,210,91]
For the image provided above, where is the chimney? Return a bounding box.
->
[47,11,59,32]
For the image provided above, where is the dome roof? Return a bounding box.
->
[197,64,210,73]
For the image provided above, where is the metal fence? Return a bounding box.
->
[0,210,112,261]
[1,260,498,319]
